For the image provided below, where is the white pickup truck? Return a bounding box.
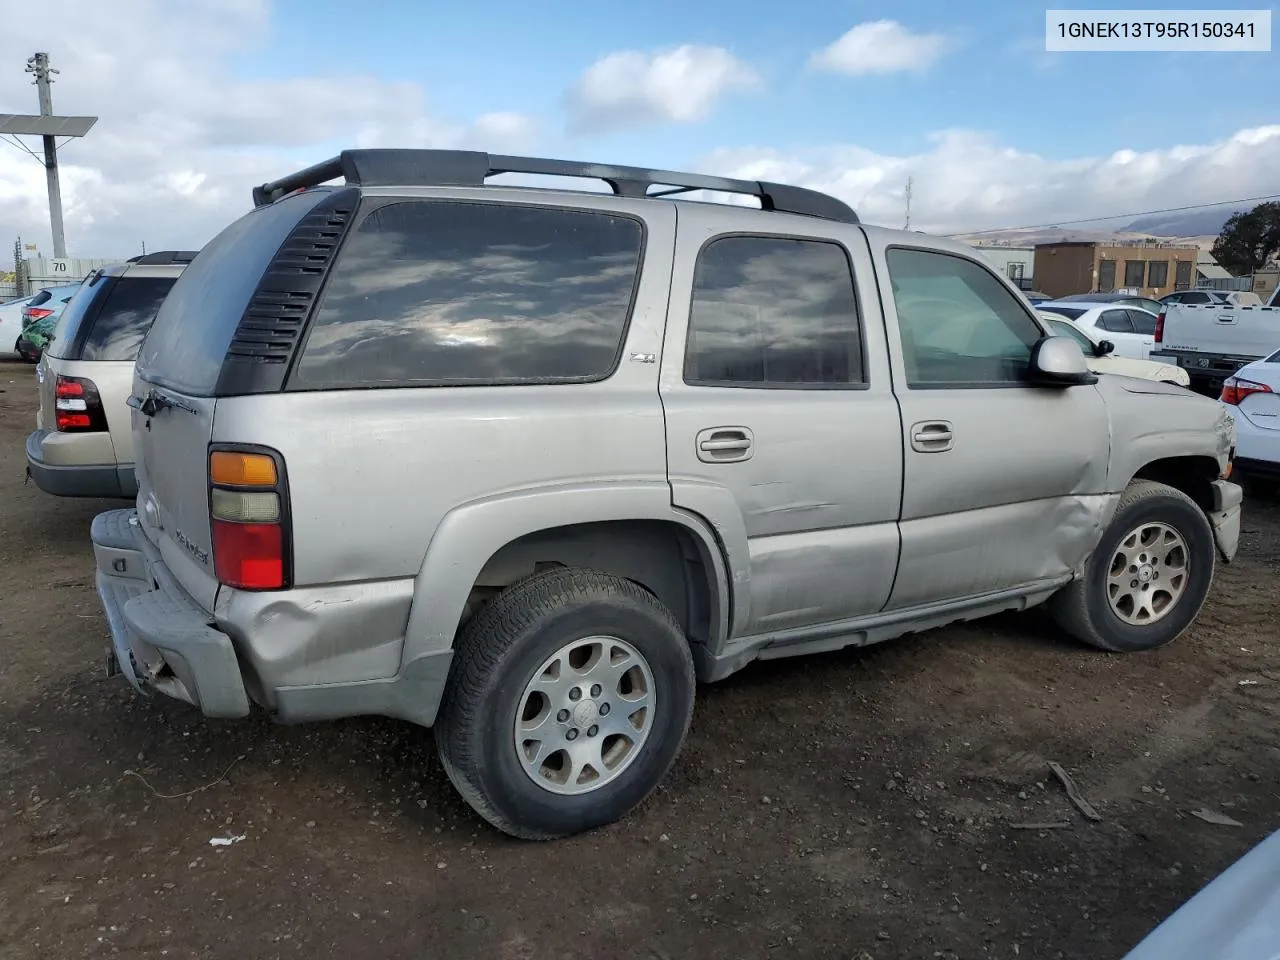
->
[1151,301,1280,393]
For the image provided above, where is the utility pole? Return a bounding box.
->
[0,54,96,260]
[27,53,66,258]
[903,176,914,231]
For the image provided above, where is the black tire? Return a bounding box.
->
[434,567,696,840]
[1049,480,1215,652]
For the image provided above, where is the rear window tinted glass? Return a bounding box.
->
[291,200,644,388]
[1038,306,1085,320]
[136,189,332,395]
[79,276,178,361]
[28,290,52,307]
[43,279,102,360]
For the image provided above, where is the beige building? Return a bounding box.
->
[1032,241,1200,299]
[1252,263,1279,302]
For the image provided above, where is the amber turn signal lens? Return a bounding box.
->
[210,451,278,487]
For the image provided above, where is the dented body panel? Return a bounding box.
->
[89,174,1242,728]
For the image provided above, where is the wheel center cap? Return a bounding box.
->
[571,699,599,730]
[1138,564,1154,583]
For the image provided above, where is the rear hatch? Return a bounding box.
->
[130,188,338,610]
[38,270,180,456]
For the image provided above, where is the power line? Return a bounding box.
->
[949,193,1280,238]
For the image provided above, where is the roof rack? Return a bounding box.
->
[251,149,859,224]
[125,250,200,265]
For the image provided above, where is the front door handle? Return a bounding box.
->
[910,420,954,453]
[696,427,754,463]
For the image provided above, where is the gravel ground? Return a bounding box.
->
[1,358,1278,960]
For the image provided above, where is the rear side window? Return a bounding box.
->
[78,277,177,361]
[137,189,334,396]
[683,235,864,387]
[1125,309,1157,335]
[1099,310,1134,333]
[291,201,644,388]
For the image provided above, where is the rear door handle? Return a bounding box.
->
[910,420,954,453]
[696,427,754,463]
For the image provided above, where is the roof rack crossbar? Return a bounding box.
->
[251,149,859,224]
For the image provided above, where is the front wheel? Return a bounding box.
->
[434,567,696,839]
[1049,480,1216,652]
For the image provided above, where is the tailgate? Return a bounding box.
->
[130,372,220,611]
[1165,306,1280,359]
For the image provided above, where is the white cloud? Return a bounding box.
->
[566,44,758,133]
[697,125,1280,236]
[0,0,539,258]
[810,20,951,76]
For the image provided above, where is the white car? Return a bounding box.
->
[0,294,36,359]
[1219,350,1280,481]
[1037,301,1160,361]
[1038,314,1190,386]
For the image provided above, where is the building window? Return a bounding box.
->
[1098,260,1116,292]
[1147,260,1169,288]
[1175,260,1193,290]
[1007,262,1024,281]
[1124,260,1147,288]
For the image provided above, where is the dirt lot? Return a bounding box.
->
[1,358,1278,960]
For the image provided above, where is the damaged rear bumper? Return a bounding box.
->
[92,508,250,719]
[1208,479,1242,563]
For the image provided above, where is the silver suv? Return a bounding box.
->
[26,253,195,498]
[89,149,1243,840]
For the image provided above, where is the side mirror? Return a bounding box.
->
[1029,335,1097,386]
[1095,339,1116,357]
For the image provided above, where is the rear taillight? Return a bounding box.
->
[24,307,53,323]
[1220,376,1273,406]
[1154,311,1165,344]
[54,375,108,432]
[208,448,290,591]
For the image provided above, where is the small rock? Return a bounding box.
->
[877,930,891,941]
[761,796,772,805]
[437,862,447,869]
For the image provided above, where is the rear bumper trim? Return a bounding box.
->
[91,508,250,719]
[26,429,129,499]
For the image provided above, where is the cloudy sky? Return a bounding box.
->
[0,0,1276,258]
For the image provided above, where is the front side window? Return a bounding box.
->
[683,236,864,387]
[887,247,1043,386]
[292,201,644,388]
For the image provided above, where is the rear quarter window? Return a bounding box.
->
[136,189,335,396]
[289,200,644,389]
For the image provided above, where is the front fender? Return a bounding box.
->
[399,481,735,668]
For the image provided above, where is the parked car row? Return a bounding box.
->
[1,282,84,361]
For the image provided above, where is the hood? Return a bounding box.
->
[1122,829,1280,960]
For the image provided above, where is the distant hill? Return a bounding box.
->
[1122,208,1245,238]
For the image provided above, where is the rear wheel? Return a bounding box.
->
[1049,480,1216,652]
[434,567,696,839]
